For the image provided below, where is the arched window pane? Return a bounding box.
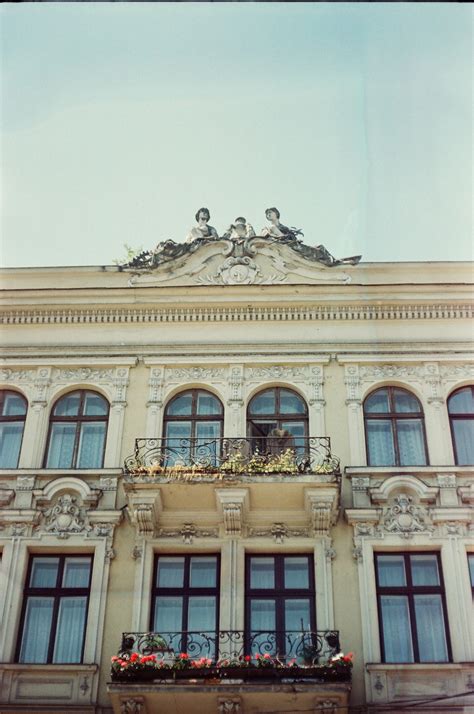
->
[166,393,193,416]
[84,393,108,416]
[46,391,108,469]
[393,390,422,413]
[364,390,390,413]
[249,390,276,415]
[2,393,27,416]
[196,391,222,416]
[448,387,474,414]
[54,393,81,417]
[280,389,306,414]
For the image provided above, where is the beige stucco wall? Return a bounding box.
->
[0,260,473,713]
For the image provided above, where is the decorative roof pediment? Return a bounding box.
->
[121,233,360,288]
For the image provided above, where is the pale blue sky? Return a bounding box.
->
[1,3,472,267]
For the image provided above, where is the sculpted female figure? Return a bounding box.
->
[260,207,302,240]
[186,208,219,243]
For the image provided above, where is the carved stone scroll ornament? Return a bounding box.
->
[383,494,431,539]
[42,494,90,539]
[120,698,145,714]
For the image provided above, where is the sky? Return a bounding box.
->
[0,3,472,268]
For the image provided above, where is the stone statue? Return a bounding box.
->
[186,207,219,243]
[260,207,361,267]
[222,216,256,240]
[260,207,302,240]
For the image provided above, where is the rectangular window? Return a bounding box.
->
[17,554,93,663]
[151,554,219,659]
[375,553,451,663]
[246,554,315,660]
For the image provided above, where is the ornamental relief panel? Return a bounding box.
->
[0,365,132,406]
[343,361,474,407]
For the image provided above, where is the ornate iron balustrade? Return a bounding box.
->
[118,630,341,665]
[124,436,340,476]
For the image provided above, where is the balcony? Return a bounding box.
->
[108,629,351,714]
[124,436,340,479]
[122,437,341,540]
[110,629,351,683]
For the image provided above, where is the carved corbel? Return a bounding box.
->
[305,487,339,536]
[0,487,15,508]
[127,491,162,536]
[216,489,248,536]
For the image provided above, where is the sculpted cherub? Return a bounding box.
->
[222,216,256,240]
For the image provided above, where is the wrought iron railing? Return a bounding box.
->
[118,630,341,665]
[124,436,340,476]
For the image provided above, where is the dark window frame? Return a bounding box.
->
[447,386,474,465]
[162,389,224,440]
[16,553,93,664]
[151,553,221,649]
[245,554,316,655]
[375,551,452,664]
[468,553,474,598]
[43,390,109,469]
[0,390,28,468]
[363,386,429,466]
[247,387,309,438]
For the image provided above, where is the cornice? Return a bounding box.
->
[1,303,472,326]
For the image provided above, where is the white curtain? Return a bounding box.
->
[367,421,395,465]
[77,423,106,467]
[250,599,276,655]
[414,595,448,662]
[46,424,75,468]
[0,423,23,468]
[452,420,474,464]
[19,597,54,663]
[380,596,413,662]
[53,597,87,663]
[397,419,426,465]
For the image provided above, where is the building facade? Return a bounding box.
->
[0,234,473,714]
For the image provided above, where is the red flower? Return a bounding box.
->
[342,652,354,663]
[130,653,139,662]
[179,653,189,659]
[244,655,251,662]
[263,653,271,659]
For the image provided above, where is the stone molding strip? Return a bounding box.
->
[1,303,472,326]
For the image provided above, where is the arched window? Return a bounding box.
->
[364,387,428,466]
[247,387,308,453]
[448,386,474,465]
[163,389,224,466]
[45,391,109,468]
[0,390,27,468]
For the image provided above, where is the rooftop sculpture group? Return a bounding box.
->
[122,208,361,273]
